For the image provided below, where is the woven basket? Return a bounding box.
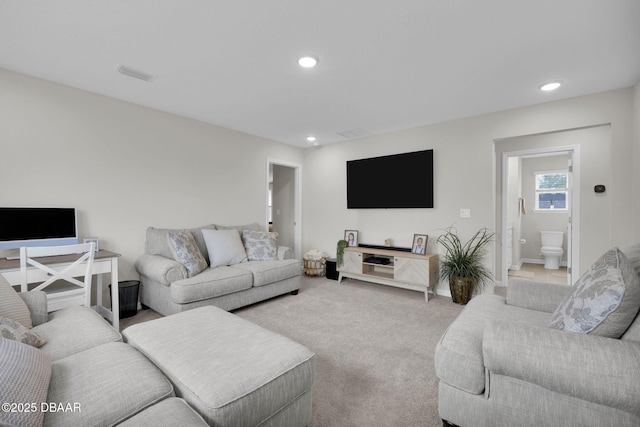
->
[304,259,326,276]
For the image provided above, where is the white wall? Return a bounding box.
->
[2,67,638,297]
[0,69,304,280]
[303,87,636,294]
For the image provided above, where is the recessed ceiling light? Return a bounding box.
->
[539,81,562,91]
[298,56,318,68]
[306,136,317,142]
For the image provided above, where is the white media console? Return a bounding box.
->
[337,246,438,301]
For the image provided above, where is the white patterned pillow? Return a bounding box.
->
[0,337,51,427]
[0,316,47,347]
[242,230,278,261]
[549,248,640,338]
[201,229,248,268]
[167,231,208,277]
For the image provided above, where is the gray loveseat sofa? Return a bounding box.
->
[435,244,640,427]
[135,222,302,316]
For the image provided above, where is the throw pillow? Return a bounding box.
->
[0,337,51,427]
[548,247,640,338]
[242,230,278,261]
[0,276,33,329]
[0,316,47,347]
[167,231,208,277]
[201,229,248,268]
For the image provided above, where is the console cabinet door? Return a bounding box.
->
[394,256,429,286]
[341,251,362,274]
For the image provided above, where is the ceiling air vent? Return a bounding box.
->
[336,128,370,139]
[116,65,156,82]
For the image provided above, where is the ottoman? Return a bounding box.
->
[123,306,315,427]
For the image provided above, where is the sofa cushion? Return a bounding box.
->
[435,294,551,394]
[117,397,208,427]
[45,342,174,427]
[242,230,278,261]
[0,338,51,427]
[146,225,216,262]
[171,266,253,304]
[32,306,122,362]
[202,228,248,268]
[548,248,640,338]
[230,259,302,287]
[168,230,208,278]
[0,316,46,347]
[0,275,32,328]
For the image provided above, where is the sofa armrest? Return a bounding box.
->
[18,291,48,326]
[278,246,294,260]
[483,320,640,416]
[135,254,187,285]
[506,279,571,313]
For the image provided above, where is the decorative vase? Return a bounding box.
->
[449,276,474,305]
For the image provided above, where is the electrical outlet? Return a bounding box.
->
[460,208,471,218]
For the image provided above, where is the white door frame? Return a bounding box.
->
[266,158,302,260]
[501,145,580,286]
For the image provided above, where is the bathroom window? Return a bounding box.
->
[535,171,568,211]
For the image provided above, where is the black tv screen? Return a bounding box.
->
[347,149,434,209]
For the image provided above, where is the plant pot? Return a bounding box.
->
[449,276,474,305]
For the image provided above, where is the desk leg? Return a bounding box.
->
[111,258,119,331]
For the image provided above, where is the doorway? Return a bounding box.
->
[502,149,577,286]
[266,159,302,259]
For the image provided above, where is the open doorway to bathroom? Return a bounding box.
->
[497,139,581,287]
[505,151,573,286]
[496,124,612,288]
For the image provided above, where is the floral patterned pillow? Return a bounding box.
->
[167,231,208,277]
[0,317,46,348]
[548,248,640,338]
[242,230,278,261]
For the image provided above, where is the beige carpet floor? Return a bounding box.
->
[121,276,464,426]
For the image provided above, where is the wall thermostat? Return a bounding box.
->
[594,185,606,193]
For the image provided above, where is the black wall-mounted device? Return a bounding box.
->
[594,185,606,193]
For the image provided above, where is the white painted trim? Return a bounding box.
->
[266,158,302,260]
[500,144,580,287]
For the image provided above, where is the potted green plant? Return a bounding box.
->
[336,240,348,268]
[436,226,496,304]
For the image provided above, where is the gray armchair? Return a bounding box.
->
[435,246,640,427]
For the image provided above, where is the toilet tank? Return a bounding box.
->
[540,231,564,247]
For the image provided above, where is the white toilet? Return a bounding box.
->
[540,231,564,269]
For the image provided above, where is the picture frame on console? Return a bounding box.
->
[411,234,427,254]
[345,230,359,247]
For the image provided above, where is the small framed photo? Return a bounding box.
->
[83,237,100,252]
[411,234,428,255]
[344,230,359,247]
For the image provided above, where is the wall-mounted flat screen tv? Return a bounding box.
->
[0,207,78,251]
[347,149,434,209]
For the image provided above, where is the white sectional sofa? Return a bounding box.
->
[0,274,315,427]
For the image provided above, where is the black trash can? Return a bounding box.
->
[325,258,339,280]
[109,280,140,319]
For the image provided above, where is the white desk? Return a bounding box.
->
[0,250,121,331]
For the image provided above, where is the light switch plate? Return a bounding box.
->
[460,208,471,218]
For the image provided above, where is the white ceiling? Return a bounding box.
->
[1,1,639,148]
